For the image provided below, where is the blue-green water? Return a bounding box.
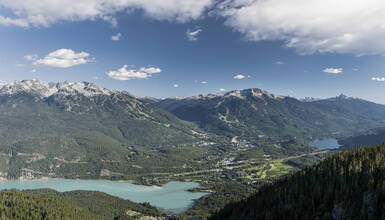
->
[310,138,340,149]
[0,179,208,213]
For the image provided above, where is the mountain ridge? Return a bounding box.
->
[0,80,112,98]
[4,80,384,106]
[0,79,384,182]
[154,88,385,142]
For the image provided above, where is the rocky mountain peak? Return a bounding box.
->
[171,88,284,101]
[0,80,112,98]
[225,88,283,99]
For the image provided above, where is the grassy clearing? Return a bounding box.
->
[244,159,293,181]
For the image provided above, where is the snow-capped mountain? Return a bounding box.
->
[0,80,112,98]
[168,88,284,101]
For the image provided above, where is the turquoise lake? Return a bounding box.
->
[0,179,209,213]
[310,138,341,149]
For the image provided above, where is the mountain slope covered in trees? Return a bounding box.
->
[0,191,99,219]
[25,189,163,220]
[339,127,385,150]
[156,89,384,142]
[211,144,385,220]
[0,80,209,181]
[313,94,385,121]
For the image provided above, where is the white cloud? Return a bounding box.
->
[219,88,226,92]
[201,81,208,84]
[33,49,91,68]
[372,77,385,82]
[24,54,38,61]
[186,28,202,41]
[106,65,161,80]
[216,0,385,55]
[323,68,343,74]
[0,16,29,27]
[233,74,245,79]
[142,67,162,74]
[0,0,215,27]
[111,33,122,41]
[275,61,285,65]
[173,84,179,88]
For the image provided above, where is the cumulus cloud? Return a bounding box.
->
[201,81,208,84]
[186,28,202,41]
[0,0,215,27]
[106,65,162,80]
[173,84,179,88]
[233,74,245,79]
[275,61,285,65]
[372,77,385,82]
[111,33,122,41]
[323,68,343,74]
[33,49,91,68]
[219,88,226,92]
[216,0,385,55]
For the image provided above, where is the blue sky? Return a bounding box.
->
[1,1,385,103]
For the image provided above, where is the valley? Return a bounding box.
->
[0,80,383,219]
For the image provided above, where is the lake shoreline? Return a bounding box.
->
[0,178,209,214]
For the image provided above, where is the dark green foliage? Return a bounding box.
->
[26,189,162,220]
[0,191,99,219]
[187,182,256,219]
[212,144,385,220]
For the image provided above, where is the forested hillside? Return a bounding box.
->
[0,80,210,181]
[156,89,383,142]
[212,144,385,220]
[313,94,385,121]
[339,127,385,149]
[25,189,163,220]
[0,191,99,219]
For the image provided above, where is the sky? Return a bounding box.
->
[1,1,385,103]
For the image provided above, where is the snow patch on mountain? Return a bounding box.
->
[172,88,284,101]
[0,80,112,98]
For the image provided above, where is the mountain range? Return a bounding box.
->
[0,80,384,180]
[0,80,206,180]
[152,89,384,142]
